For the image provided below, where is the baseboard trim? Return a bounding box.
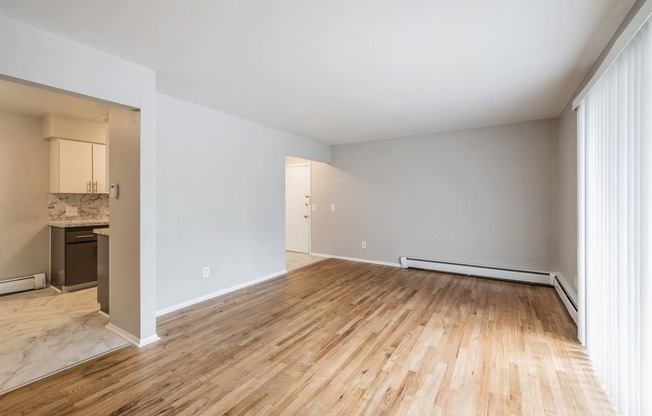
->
[310,253,401,268]
[98,310,109,319]
[552,273,578,324]
[106,323,160,348]
[156,269,287,317]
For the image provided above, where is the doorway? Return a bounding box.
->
[285,163,311,253]
[0,77,137,394]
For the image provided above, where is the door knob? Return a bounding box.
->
[303,215,308,218]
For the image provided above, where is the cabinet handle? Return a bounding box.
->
[75,235,95,239]
[86,181,91,193]
[93,181,98,193]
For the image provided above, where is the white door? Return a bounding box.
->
[286,164,311,253]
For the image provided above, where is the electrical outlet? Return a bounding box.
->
[361,241,367,249]
[312,204,317,211]
[331,204,336,211]
[202,266,210,278]
[65,206,78,217]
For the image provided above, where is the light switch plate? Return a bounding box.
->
[312,204,317,211]
[331,204,336,212]
[110,183,119,198]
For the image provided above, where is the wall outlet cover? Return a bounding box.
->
[202,267,210,278]
[65,206,78,217]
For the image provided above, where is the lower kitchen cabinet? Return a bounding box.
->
[50,225,108,291]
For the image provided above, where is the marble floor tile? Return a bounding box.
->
[286,251,327,272]
[0,287,129,395]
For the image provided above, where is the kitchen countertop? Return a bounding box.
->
[93,228,110,236]
[48,220,109,228]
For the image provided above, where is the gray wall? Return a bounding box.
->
[156,93,330,312]
[556,103,578,297]
[0,110,49,281]
[311,119,559,271]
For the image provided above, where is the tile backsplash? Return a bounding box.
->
[48,193,109,222]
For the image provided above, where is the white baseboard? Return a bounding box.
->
[106,323,160,348]
[98,310,109,319]
[138,334,162,347]
[156,269,287,317]
[552,272,578,324]
[310,253,401,268]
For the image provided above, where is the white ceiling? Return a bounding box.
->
[0,78,113,121]
[0,0,635,144]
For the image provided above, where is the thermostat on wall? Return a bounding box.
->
[110,183,119,198]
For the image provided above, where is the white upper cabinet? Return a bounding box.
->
[50,139,107,193]
[92,143,107,193]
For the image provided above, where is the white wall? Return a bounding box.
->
[0,14,157,341]
[108,108,143,338]
[156,94,330,312]
[0,111,49,281]
[311,119,559,271]
[556,103,578,297]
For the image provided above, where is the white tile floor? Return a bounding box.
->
[0,287,128,395]
[286,251,327,272]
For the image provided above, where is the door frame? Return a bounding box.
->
[0,73,153,344]
[285,162,312,254]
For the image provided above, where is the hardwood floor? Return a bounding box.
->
[0,259,614,415]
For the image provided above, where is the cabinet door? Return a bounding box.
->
[65,242,98,286]
[92,144,107,193]
[59,140,93,193]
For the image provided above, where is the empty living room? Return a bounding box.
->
[0,1,650,415]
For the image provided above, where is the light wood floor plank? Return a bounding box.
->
[0,259,614,415]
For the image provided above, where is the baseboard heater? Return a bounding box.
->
[399,257,553,286]
[0,273,47,296]
[552,275,578,323]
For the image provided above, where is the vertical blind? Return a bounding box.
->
[578,20,651,416]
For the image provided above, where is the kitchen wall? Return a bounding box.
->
[556,103,578,298]
[309,119,559,272]
[0,110,49,281]
[156,93,330,312]
[108,108,143,339]
[48,193,109,222]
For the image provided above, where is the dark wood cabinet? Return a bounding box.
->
[50,225,108,291]
[97,234,109,314]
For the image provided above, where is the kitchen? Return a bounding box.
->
[0,78,128,394]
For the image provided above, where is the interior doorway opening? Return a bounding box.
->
[284,155,328,272]
[0,76,141,394]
